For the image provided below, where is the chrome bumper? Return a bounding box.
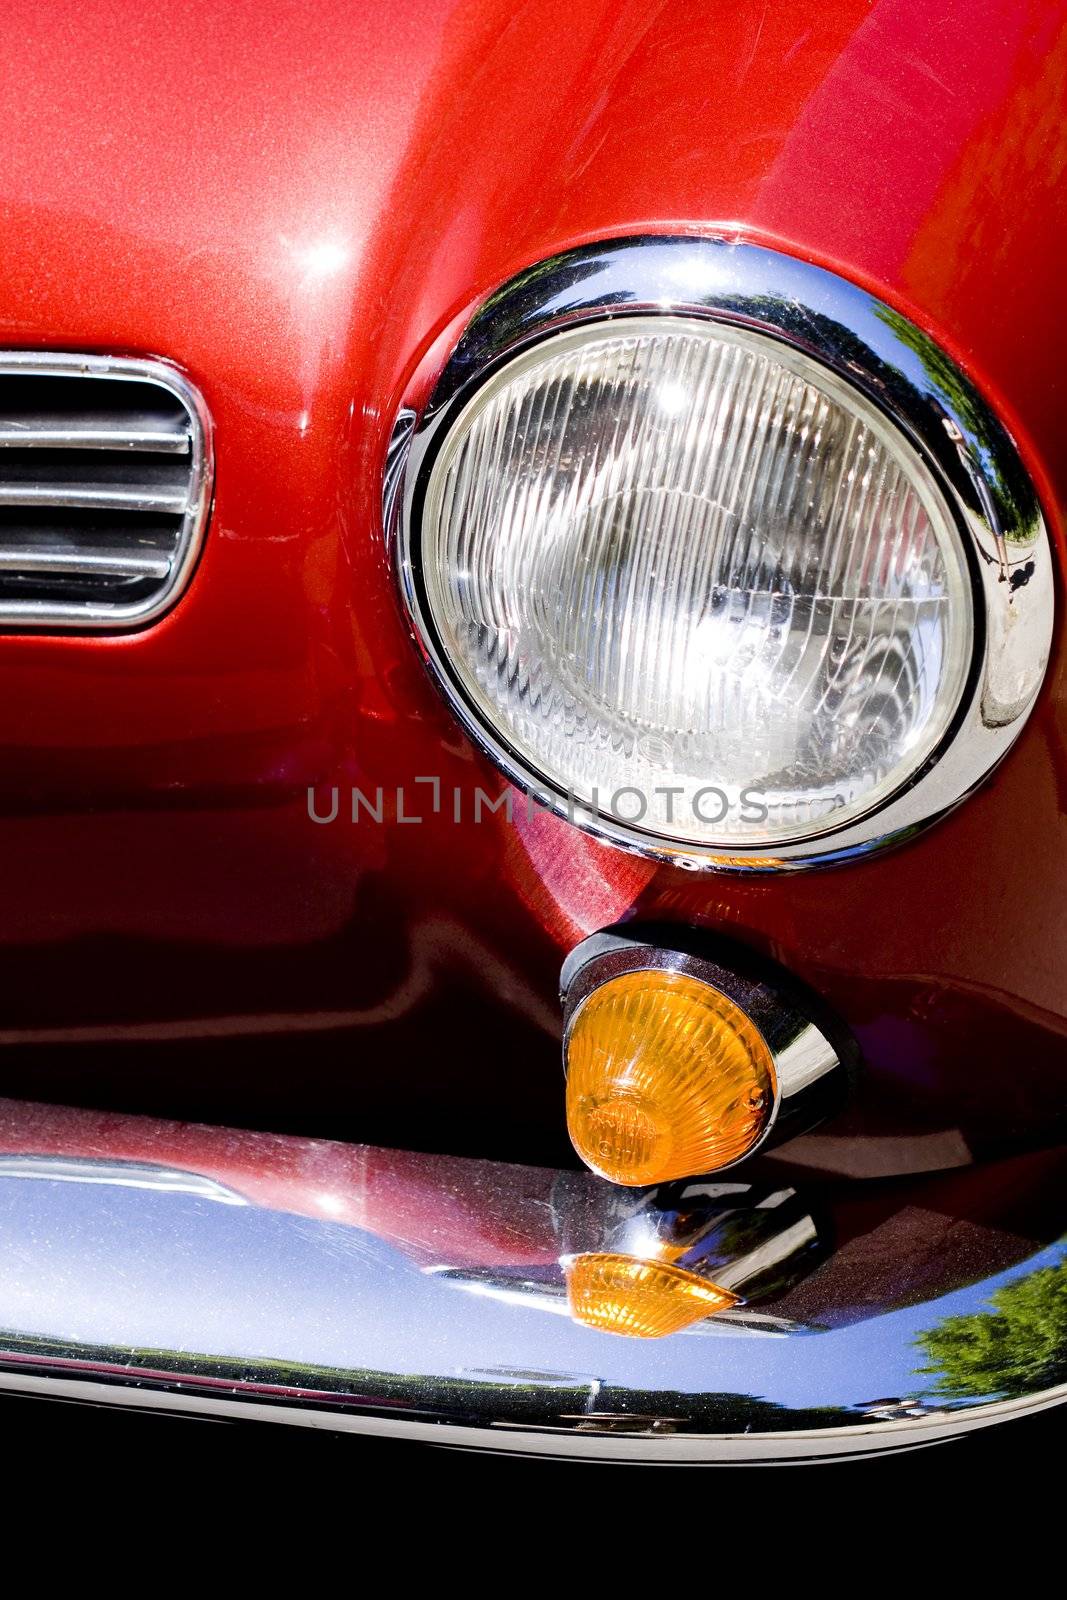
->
[0,1095,1063,1462]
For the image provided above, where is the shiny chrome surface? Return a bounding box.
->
[0,352,212,629]
[0,416,189,452]
[389,235,1054,871]
[0,1095,1064,1460]
[0,481,190,515]
[561,926,850,1167]
[0,545,172,579]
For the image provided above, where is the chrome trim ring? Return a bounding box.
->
[0,350,213,631]
[388,235,1054,870]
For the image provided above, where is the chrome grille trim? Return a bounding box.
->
[0,352,212,629]
[0,414,191,454]
[0,483,191,515]
[0,546,172,579]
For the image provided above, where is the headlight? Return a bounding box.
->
[391,238,1052,869]
[419,317,971,847]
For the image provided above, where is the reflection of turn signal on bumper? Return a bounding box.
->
[557,1173,825,1339]
[565,1253,738,1338]
[562,927,853,1186]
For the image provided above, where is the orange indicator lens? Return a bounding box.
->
[565,1253,738,1338]
[565,969,776,1185]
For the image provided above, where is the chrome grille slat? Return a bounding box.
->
[0,414,190,454]
[0,483,190,515]
[0,547,172,579]
[0,354,212,629]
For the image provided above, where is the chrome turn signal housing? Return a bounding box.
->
[561,927,850,1186]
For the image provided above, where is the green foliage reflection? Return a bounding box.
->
[915,1253,1067,1401]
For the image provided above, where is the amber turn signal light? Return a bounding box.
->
[565,969,777,1186]
[565,1252,739,1338]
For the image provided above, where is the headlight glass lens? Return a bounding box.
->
[419,316,973,847]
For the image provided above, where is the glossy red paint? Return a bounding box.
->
[0,1100,562,1269]
[0,1,1064,1171]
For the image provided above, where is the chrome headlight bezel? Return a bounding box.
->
[386,235,1053,872]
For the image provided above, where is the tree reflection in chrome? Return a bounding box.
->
[915,1251,1067,1401]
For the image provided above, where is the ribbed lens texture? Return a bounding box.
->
[565,971,776,1185]
[566,1253,738,1338]
[422,317,972,844]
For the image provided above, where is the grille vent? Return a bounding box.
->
[0,353,212,629]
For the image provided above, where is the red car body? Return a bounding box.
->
[1,0,1064,1179]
